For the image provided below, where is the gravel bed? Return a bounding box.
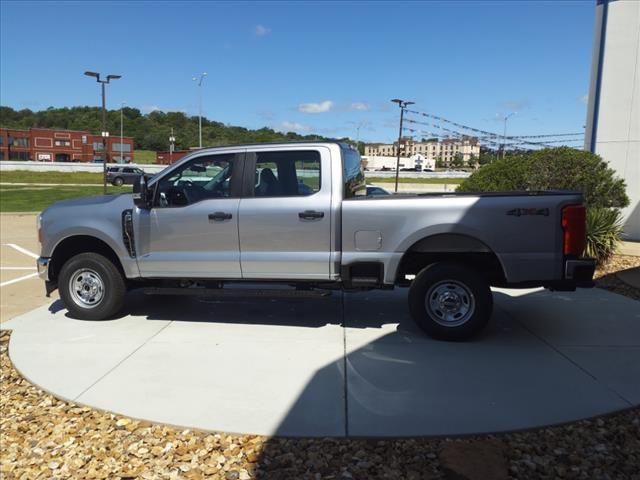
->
[595,255,640,300]
[1,330,639,480]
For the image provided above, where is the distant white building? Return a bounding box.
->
[364,137,480,169]
[584,0,640,240]
[363,154,435,171]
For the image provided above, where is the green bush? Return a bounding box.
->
[585,208,624,265]
[457,148,629,263]
[457,147,629,209]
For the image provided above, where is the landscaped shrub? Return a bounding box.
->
[585,208,624,265]
[457,148,629,209]
[457,147,629,263]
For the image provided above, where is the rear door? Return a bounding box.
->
[238,146,332,279]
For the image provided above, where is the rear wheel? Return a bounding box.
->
[408,262,492,341]
[113,177,124,186]
[59,252,126,320]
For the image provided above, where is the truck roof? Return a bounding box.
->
[189,140,354,151]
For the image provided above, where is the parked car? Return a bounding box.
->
[36,142,595,340]
[106,166,145,186]
[366,185,391,196]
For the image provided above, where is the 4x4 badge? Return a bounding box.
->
[507,208,550,217]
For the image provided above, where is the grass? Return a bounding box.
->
[134,150,157,164]
[365,176,464,185]
[0,170,103,184]
[0,185,130,212]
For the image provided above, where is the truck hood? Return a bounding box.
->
[50,193,132,209]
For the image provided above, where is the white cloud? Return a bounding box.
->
[349,102,370,111]
[499,99,530,110]
[255,25,271,36]
[580,94,589,105]
[141,105,161,114]
[276,121,311,132]
[298,100,334,113]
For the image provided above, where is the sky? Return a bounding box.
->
[0,0,596,144]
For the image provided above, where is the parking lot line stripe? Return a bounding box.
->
[4,243,39,260]
[0,272,38,288]
[0,267,37,271]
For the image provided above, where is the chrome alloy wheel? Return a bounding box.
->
[69,268,104,309]
[425,280,476,327]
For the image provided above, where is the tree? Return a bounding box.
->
[0,105,335,152]
[451,153,465,168]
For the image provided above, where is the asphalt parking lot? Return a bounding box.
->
[0,214,59,323]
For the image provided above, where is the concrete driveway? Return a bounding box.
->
[3,286,639,437]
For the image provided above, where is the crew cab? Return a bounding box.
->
[36,142,595,340]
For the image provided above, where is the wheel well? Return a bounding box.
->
[49,235,124,282]
[397,234,506,286]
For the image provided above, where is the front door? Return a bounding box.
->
[136,151,244,278]
[238,146,332,279]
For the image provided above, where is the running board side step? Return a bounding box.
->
[142,287,332,298]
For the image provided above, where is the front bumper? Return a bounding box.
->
[36,257,50,281]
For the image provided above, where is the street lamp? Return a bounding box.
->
[120,101,126,164]
[84,71,122,193]
[192,72,207,148]
[391,98,415,193]
[169,128,176,165]
[501,111,516,159]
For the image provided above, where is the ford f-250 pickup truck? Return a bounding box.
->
[36,142,595,340]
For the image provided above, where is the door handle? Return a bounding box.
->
[298,210,324,220]
[208,212,233,221]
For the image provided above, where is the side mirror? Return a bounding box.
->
[133,175,151,209]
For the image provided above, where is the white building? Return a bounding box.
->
[362,154,436,171]
[584,0,640,240]
[364,138,480,169]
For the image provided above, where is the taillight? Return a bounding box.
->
[561,205,586,256]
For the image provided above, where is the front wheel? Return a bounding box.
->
[408,262,493,341]
[59,252,126,320]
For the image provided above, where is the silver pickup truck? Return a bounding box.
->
[36,141,595,340]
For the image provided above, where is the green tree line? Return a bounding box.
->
[0,106,363,152]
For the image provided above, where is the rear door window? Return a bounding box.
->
[252,150,321,197]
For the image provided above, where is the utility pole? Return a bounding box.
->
[502,112,516,159]
[169,128,176,165]
[391,99,414,193]
[120,101,126,163]
[192,72,207,148]
[84,71,121,193]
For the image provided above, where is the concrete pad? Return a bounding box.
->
[495,288,640,347]
[617,267,640,288]
[342,289,634,436]
[4,286,639,437]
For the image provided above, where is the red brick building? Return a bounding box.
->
[0,127,135,163]
[156,150,192,165]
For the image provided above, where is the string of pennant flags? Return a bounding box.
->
[402,110,584,150]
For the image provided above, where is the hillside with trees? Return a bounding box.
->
[0,106,348,152]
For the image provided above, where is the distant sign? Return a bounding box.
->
[38,153,52,161]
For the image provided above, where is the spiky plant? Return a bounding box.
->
[585,208,624,265]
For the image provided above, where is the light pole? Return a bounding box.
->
[84,71,121,193]
[502,112,516,159]
[120,101,126,163]
[169,128,176,165]
[391,98,414,193]
[192,72,207,148]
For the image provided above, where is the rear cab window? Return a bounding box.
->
[341,145,366,198]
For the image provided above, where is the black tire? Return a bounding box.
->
[113,177,124,187]
[408,262,493,341]
[59,252,126,320]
